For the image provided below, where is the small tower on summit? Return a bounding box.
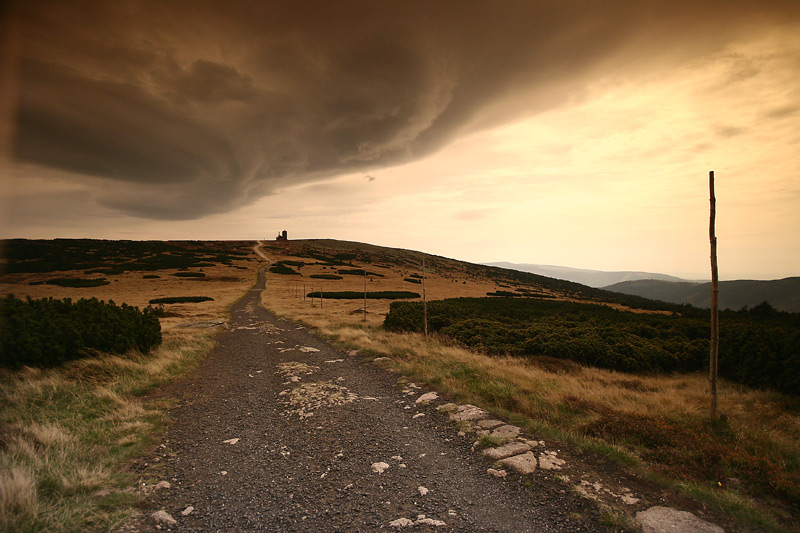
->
[276,230,288,241]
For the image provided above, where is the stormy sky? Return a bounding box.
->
[2,0,799,279]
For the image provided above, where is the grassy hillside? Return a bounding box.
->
[0,239,262,531]
[604,277,800,313]
[262,238,800,531]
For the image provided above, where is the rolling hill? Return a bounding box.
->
[603,277,800,312]
[485,262,690,288]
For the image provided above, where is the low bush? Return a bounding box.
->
[306,291,420,300]
[171,272,206,278]
[142,274,160,279]
[148,296,213,304]
[270,264,301,275]
[404,278,422,284]
[310,274,343,280]
[384,297,800,392]
[44,278,110,288]
[0,295,162,369]
[337,269,385,277]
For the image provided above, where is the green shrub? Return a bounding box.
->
[171,272,206,278]
[404,278,422,284]
[270,264,301,275]
[148,296,213,304]
[143,274,160,279]
[337,269,385,278]
[306,291,420,300]
[0,295,162,369]
[45,278,111,288]
[384,297,800,392]
[310,274,343,280]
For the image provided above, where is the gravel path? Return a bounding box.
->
[137,267,605,531]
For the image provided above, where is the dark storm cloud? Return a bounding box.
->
[7,0,800,219]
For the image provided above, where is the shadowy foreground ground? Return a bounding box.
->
[127,268,605,532]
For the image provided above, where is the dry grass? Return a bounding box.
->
[259,240,800,531]
[0,243,265,531]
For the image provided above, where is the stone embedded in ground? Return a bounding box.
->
[418,486,429,496]
[155,480,171,489]
[412,413,425,419]
[449,404,490,422]
[476,419,504,429]
[371,461,390,473]
[487,468,508,479]
[222,438,240,445]
[416,517,447,527]
[151,510,177,526]
[482,441,532,460]
[636,506,724,533]
[620,494,640,505]
[390,517,414,527]
[490,424,521,441]
[348,349,359,356]
[415,391,438,404]
[181,506,194,516]
[298,346,320,352]
[499,452,538,474]
[537,451,566,470]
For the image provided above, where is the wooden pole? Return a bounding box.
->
[709,170,720,420]
[422,258,428,337]
[363,269,367,322]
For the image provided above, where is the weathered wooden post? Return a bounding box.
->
[363,269,367,322]
[423,257,428,337]
[709,170,720,420]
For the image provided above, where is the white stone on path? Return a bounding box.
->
[476,419,504,429]
[636,506,724,533]
[299,346,320,352]
[151,510,177,526]
[412,413,425,419]
[390,517,414,528]
[371,462,390,473]
[223,438,240,445]
[155,480,171,490]
[538,451,566,470]
[482,442,531,460]
[490,424,521,441]
[181,506,194,516]
[499,452,538,474]
[449,404,490,422]
[487,468,508,479]
[418,486,429,496]
[416,517,446,527]
[415,392,438,404]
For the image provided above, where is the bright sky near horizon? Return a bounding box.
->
[2,1,799,281]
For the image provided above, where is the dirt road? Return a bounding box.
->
[134,266,606,531]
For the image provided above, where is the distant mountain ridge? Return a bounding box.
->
[603,277,800,313]
[485,262,690,288]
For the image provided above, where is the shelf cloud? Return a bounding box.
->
[6,0,800,219]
